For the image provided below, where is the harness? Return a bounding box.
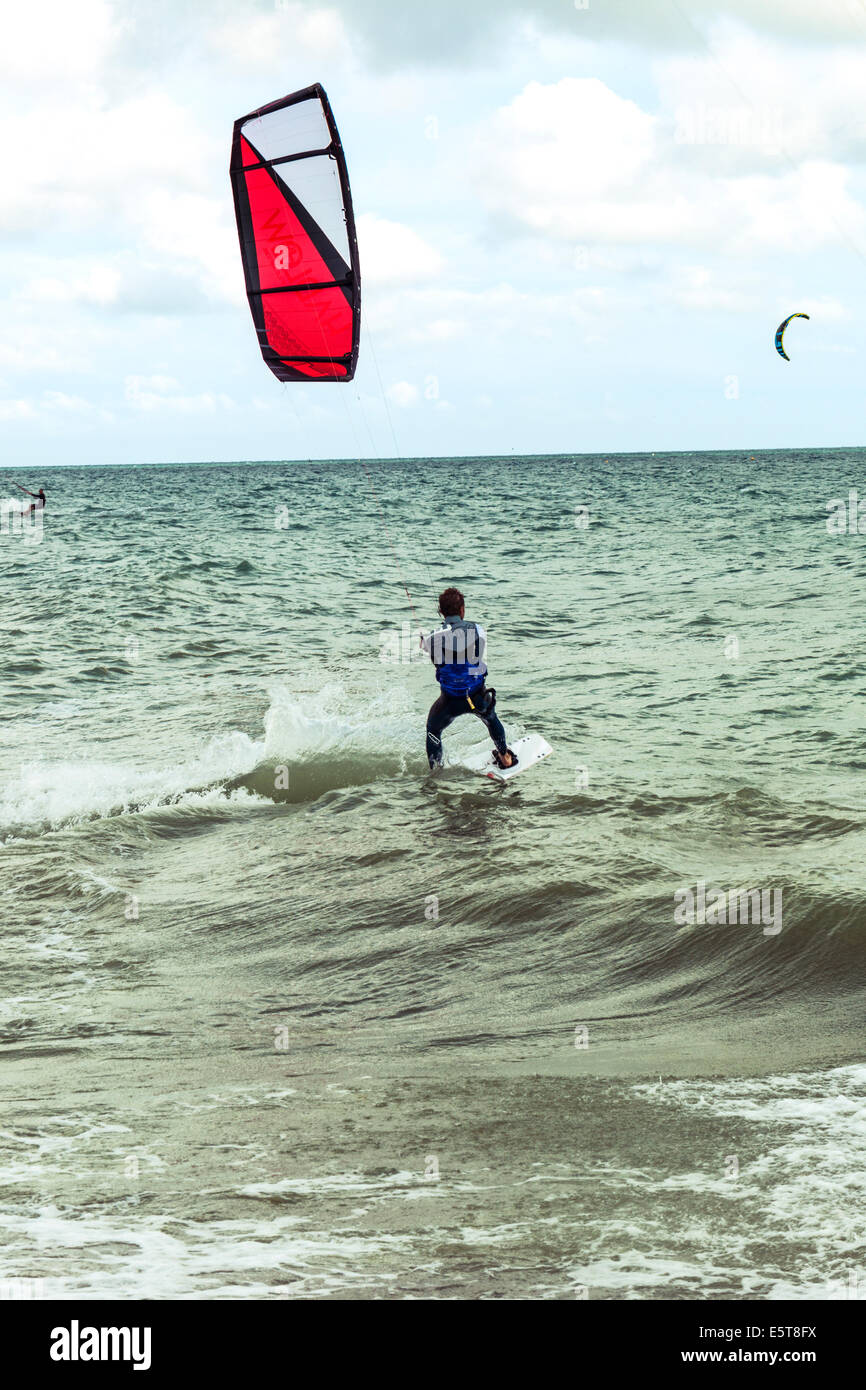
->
[466,685,496,713]
[431,617,487,698]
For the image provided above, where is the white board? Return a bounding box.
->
[460,733,553,782]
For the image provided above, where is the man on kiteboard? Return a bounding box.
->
[11,484,46,515]
[422,587,516,771]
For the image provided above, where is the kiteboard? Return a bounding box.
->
[461,733,552,782]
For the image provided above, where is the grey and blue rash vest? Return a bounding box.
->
[422,617,488,696]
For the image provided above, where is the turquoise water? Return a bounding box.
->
[1,450,865,1298]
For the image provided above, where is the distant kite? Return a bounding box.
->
[775,312,810,361]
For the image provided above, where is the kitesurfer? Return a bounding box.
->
[422,587,516,771]
[12,484,46,515]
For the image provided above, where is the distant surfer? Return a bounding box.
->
[422,588,516,771]
[11,484,46,516]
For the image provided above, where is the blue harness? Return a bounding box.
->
[431,618,486,697]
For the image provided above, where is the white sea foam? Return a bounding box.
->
[0,682,428,834]
[0,746,261,835]
[0,1204,413,1300]
[241,1170,434,1198]
[620,1065,866,1297]
[261,681,420,761]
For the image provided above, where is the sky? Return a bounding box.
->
[3,0,866,465]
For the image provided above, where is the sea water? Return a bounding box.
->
[1,451,864,1298]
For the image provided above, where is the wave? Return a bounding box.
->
[0,737,263,838]
[0,683,438,835]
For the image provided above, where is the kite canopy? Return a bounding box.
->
[775,312,809,362]
[230,84,361,382]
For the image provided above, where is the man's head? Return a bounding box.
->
[438,587,465,619]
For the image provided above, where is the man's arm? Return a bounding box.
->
[420,627,445,664]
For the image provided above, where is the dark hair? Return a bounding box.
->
[438,587,464,616]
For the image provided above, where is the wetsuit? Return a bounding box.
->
[23,491,45,516]
[422,616,508,768]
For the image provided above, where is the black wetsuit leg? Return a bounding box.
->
[426,693,458,767]
[426,685,508,766]
[469,700,511,756]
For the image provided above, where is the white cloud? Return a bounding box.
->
[719,162,865,256]
[0,391,113,422]
[324,0,866,67]
[422,320,464,341]
[124,375,234,412]
[796,297,848,322]
[0,398,36,420]
[0,0,120,83]
[43,391,103,414]
[385,380,420,407]
[207,4,352,72]
[657,23,866,168]
[129,191,241,304]
[474,77,866,258]
[474,79,666,242]
[476,79,655,239]
[0,332,73,373]
[357,214,444,287]
[0,92,216,234]
[0,89,240,305]
[369,280,615,351]
[20,269,122,307]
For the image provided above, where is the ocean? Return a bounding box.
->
[1,449,865,1300]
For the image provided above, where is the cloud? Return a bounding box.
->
[207,3,352,72]
[385,380,420,407]
[0,391,113,422]
[0,398,36,420]
[311,0,866,69]
[356,214,444,287]
[0,331,74,373]
[129,191,241,305]
[795,296,847,322]
[43,391,106,415]
[370,280,615,350]
[475,79,656,240]
[0,87,240,309]
[719,161,865,256]
[657,22,866,169]
[473,77,866,257]
[0,0,120,83]
[667,264,758,313]
[0,92,216,236]
[124,376,234,412]
[19,269,123,308]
